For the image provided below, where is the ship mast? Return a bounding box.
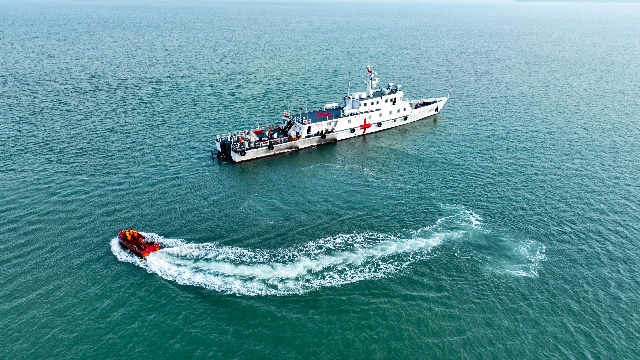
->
[366,65,379,97]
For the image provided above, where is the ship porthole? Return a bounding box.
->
[350,128,355,133]
[240,151,246,156]
[321,133,327,139]
[268,144,274,150]
[377,122,382,127]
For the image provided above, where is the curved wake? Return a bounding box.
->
[111,207,546,295]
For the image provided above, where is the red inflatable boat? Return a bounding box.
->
[118,229,161,257]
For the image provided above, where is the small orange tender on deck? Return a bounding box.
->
[118,229,161,257]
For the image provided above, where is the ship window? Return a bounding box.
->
[379,113,382,117]
[385,99,388,103]
[404,108,406,111]
[368,115,371,119]
[389,111,392,115]
[376,101,379,105]
[307,126,311,134]
[348,119,351,124]
[397,109,400,113]
[364,102,367,106]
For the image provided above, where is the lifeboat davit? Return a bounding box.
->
[118,229,161,257]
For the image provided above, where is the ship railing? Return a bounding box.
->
[227,131,290,152]
[410,99,439,110]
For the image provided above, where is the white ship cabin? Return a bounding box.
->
[343,69,405,117]
[281,66,412,138]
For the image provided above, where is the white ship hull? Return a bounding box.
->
[227,96,447,163]
[215,66,448,163]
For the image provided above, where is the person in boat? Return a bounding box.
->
[125,229,138,243]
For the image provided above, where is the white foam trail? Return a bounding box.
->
[146,231,449,296]
[111,207,546,295]
[111,228,459,296]
[503,240,547,277]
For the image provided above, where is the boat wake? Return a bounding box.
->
[111,207,546,296]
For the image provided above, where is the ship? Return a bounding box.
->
[215,66,448,163]
[118,229,162,258]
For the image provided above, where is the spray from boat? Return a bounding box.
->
[112,207,545,296]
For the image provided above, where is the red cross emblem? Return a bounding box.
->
[359,118,372,134]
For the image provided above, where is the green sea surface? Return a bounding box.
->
[1,0,640,358]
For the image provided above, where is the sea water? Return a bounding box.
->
[1,1,639,358]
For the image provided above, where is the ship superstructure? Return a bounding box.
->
[215,66,448,163]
